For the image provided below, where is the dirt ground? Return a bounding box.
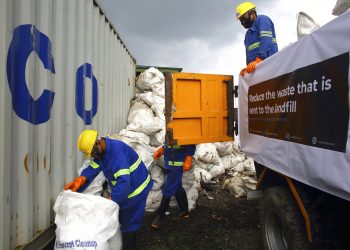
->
[138,175,263,250]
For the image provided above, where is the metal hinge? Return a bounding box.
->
[234,121,238,136]
[233,85,239,98]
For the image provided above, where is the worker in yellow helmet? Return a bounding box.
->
[65,130,153,250]
[236,2,278,76]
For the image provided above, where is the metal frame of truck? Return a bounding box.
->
[238,11,350,249]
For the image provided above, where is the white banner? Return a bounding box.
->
[238,11,350,201]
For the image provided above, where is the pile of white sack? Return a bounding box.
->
[106,67,257,212]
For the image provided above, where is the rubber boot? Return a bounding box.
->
[122,231,137,250]
[173,191,190,221]
[150,196,171,229]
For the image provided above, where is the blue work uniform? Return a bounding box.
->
[78,138,153,233]
[162,144,196,197]
[244,15,278,64]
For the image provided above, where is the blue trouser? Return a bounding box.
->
[119,196,147,232]
[162,166,185,197]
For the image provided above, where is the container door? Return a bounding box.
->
[165,72,234,145]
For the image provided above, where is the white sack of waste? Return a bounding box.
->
[78,160,106,196]
[149,163,165,191]
[136,67,165,91]
[151,82,165,98]
[187,187,199,210]
[223,176,246,198]
[150,130,165,147]
[231,154,246,168]
[194,167,213,184]
[194,143,224,177]
[137,91,164,107]
[194,159,225,178]
[221,154,235,170]
[195,143,222,165]
[181,168,196,190]
[296,12,320,40]
[119,129,150,145]
[126,116,163,136]
[151,103,165,121]
[126,100,163,135]
[137,92,165,121]
[169,186,198,211]
[146,189,163,212]
[241,175,257,190]
[333,0,350,16]
[127,100,153,124]
[53,191,121,250]
[231,162,245,174]
[242,158,256,176]
[214,142,233,157]
[232,141,242,155]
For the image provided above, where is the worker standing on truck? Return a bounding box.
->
[236,2,278,76]
[236,2,279,179]
[64,130,153,250]
[150,143,196,229]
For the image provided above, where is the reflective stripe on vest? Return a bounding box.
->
[167,145,181,149]
[128,175,151,199]
[114,168,130,179]
[113,157,142,179]
[90,160,100,169]
[129,157,142,173]
[248,39,277,51]
[248,42,260,51]
[168,161,184,167]
[259,31,272,38]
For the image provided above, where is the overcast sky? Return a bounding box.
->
[98,0,336,79]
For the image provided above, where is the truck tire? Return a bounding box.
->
[260,186,312,250]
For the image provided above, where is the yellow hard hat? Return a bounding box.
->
[77,130,98,157]
[235,2,256,19]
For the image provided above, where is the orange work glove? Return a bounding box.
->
[183,156,193,172]
[153,147,164,160]
[64,176,87,192]
[240,68,246,76]
[246,57,262,74]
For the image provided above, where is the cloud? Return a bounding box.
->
[99,0,337,80]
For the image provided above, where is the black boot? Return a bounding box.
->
[122,231,137,250]
[173,190,190,221]
[150,196,171,229]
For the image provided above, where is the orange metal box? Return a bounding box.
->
[165,72,234,145]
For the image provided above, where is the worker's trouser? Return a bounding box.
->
[122,231,137,250]
[119,196,147,233]
[162,166,185,197]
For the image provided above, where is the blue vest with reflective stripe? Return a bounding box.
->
[244,15,278,64]
[164,144,196,170]
[80,138,153,209]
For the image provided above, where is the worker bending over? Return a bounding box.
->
[64,130,153,250]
